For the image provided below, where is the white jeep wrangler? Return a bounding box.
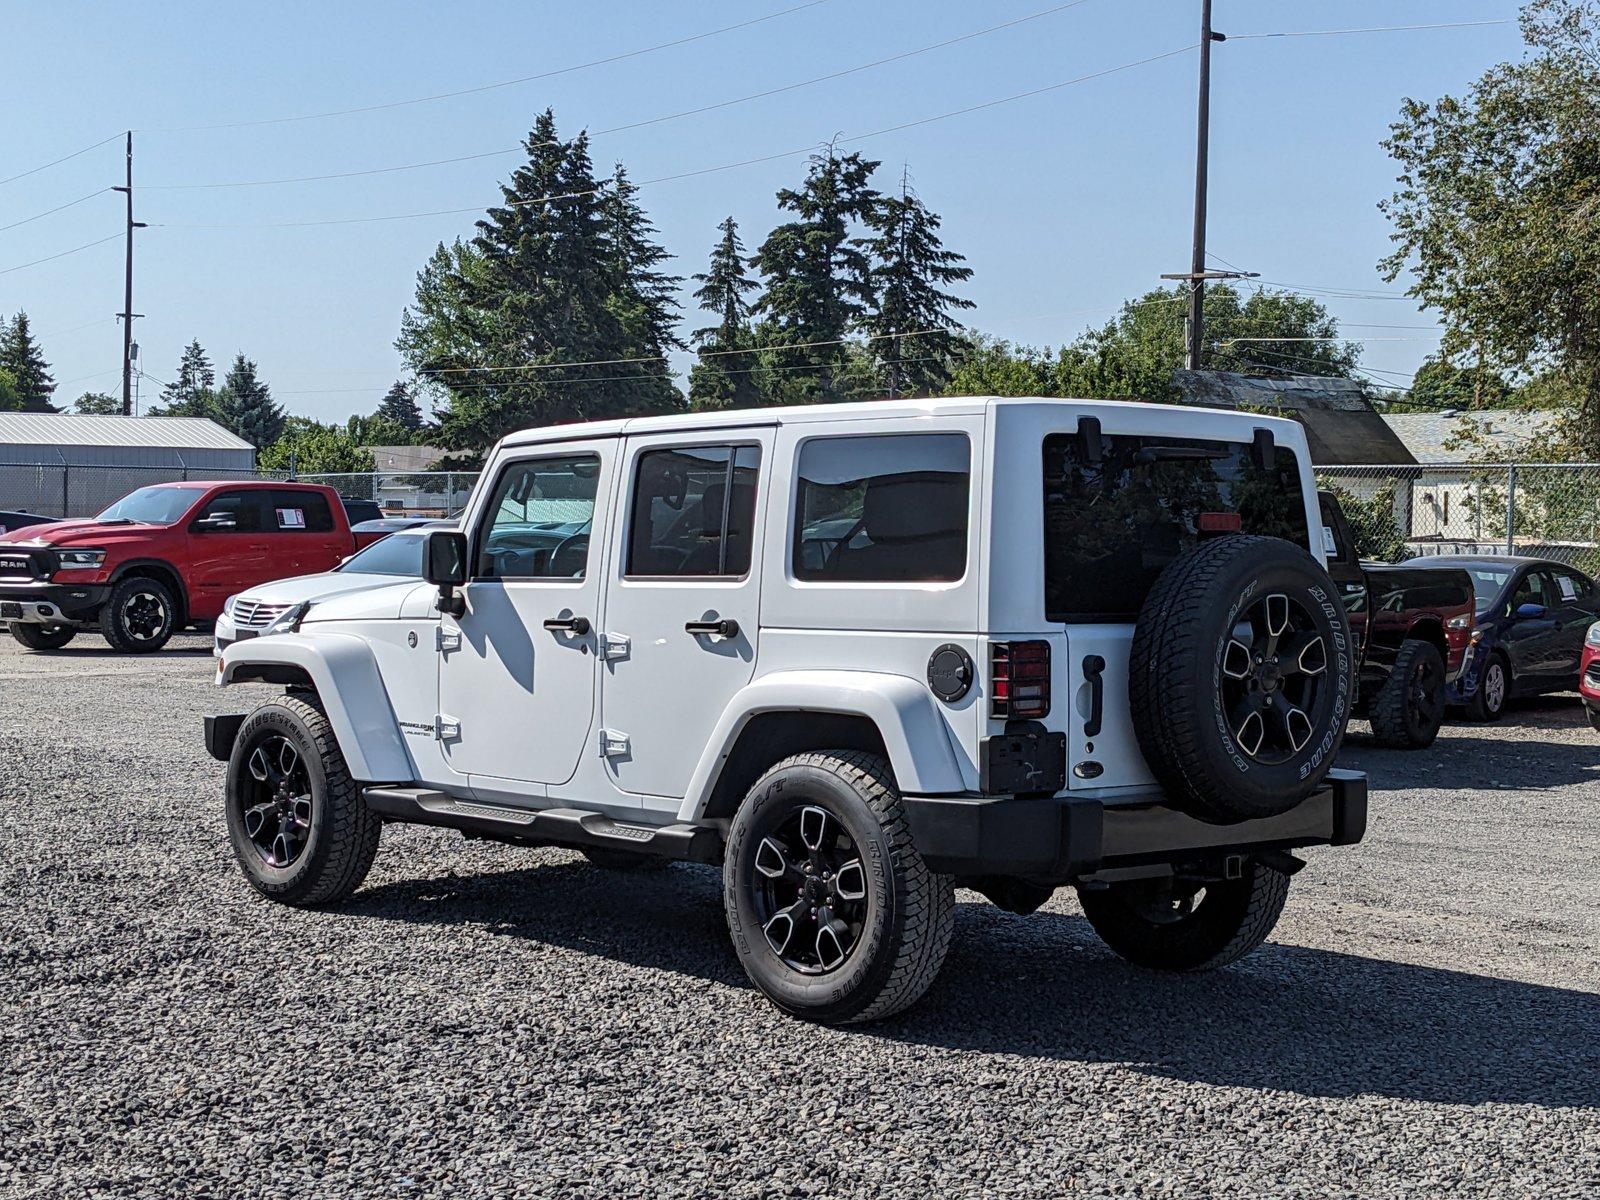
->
[208,397,1365,1023]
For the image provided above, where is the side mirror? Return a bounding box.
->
[194,512,237,532]
[1515,602,1549,621]
[425,530,469,617]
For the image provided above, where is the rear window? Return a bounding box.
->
[271,489,335,533]
[1043,433,1310,621]
[793,433,970,582]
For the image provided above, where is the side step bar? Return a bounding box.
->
[361,786,723,865]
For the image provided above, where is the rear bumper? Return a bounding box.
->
[902,768,1367,881]
[0,581,108,625]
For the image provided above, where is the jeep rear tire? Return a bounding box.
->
[1076,861,1290,971]
[225,695,381,906]
[724,751,955,1025]
[1368,638,1446,749]
[1129,535,1354,822]
[100,575,176,653]
[10,623,76,651]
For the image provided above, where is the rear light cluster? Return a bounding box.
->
[990,640,1051,719]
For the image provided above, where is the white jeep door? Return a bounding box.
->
[437,443,615,796]
[599,431,773,809]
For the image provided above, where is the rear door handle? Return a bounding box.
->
[1082,654,1105,738]
[685,618,739,639]
[543,615,591,635]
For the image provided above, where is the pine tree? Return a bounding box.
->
[604,164,684,352]
[402,110,684,459]
[0,312,57,412]
[688,216,761,410]
[150,340,218,418]
[212,354,284,447]
[862,170,974,397]
[375,380,423,431]
[751,150,883,404]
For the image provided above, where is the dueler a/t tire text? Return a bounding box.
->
[1129,535,1354,823]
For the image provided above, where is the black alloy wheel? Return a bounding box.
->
[239,734,314,868]
[750,804,870,975]
[1220,591,1333,765]
[122,589,167,642]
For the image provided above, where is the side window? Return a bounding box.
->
[793,433,970,583]
[1554,568,1595,606]
[477,454,600,579]
[270,490,334,533]
[626,445,761,577]
[1512,571,1552,611]
[195,490,268,533]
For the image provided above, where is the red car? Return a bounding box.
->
[0,481,379,653]
[1582,620,1600,731]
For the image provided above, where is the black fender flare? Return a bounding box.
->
[109,558,190,625]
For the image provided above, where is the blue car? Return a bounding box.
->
[1404,555,1600,720]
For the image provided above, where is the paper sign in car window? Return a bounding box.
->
[1559,575,1578,601]
[277,507,306,529]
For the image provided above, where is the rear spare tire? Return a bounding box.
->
[1129,535,1353,822]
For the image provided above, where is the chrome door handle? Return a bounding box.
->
[685,618,739,639]
[543,615,591,635]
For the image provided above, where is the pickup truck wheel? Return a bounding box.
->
[100,575,176,653]
[724,751,955,1025]
[1467,653,1510,722]
[1368,638,1446,749]
[10,623,76,651]
[1076,861,1290,971]
[1130,535,1354,823]
[582,847,667,871]
[225,696,381,906]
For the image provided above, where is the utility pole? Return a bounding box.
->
[1162,3,1252,370]
[113,131,147,417]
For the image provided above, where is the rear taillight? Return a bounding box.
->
[990,640,1050,719]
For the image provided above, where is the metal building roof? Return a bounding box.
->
[0,412,253,452]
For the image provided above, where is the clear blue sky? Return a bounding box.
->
[2,0,1523,423]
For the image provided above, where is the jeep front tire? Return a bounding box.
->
[723,751,954,1024]
[225,695,381,906]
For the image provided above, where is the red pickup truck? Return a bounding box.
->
[0,481,378,653]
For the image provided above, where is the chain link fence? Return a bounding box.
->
[295,471,480,518]
[0,463,288,521]
[1318,463,1600,573]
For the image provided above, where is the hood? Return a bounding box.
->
[299,578,431,622]
[0,519,159,548]
[232,571,414,609]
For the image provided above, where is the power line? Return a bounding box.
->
[151,42,1198,230]
[144,0,838,133]
[0,188,113,233]
[0,132,121,188]
[35,317,119,340]
[1229,19,1511,42]
[142,0,1096,191]
[0,232,123,276]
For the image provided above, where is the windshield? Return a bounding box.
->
[96,485,207,525]
[1464,565,1516,615]
[336,532,427,577]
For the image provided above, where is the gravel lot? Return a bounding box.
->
[2,632,1597,1199]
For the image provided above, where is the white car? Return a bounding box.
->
[207,397,1367,1024]
[215,523,452,655]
